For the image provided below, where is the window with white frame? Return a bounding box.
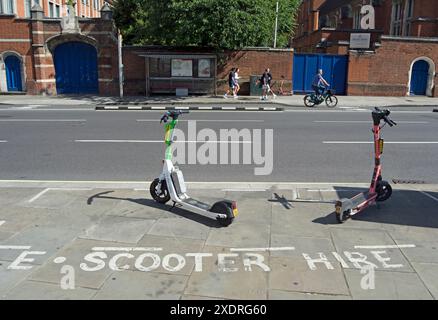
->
[390,0,403,36]
[0,0,15,14]
[48,1,61,17]
[403,0,414,36]
[352,7,361,29]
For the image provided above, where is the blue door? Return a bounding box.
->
[5,55,23,92]
[54,42,98,94]
[410,60,429,95]
[293,53,348,95]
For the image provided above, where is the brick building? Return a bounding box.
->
[293,0,438,97]
[0,2,119,95]
[0,0,108,18]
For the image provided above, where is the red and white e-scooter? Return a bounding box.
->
[335,107,397,223]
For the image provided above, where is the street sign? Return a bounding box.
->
[350,33,371,49]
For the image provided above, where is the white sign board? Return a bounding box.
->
[350,33,371,49]
[198,59,211,78]
[171,59,193,77]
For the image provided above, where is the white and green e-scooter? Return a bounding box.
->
[150,110,238,226]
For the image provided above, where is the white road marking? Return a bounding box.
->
[91,247,163,252]
[28,188,50,203]
[0,119,86,122]
[221,188,267,192]
[230,247,295,252]
[284,110,435,114]
[75,140,252,144]
[0,220,5,227]
[323,141,438,144]
[354,244,416,249]
[0,245,32,250]
[0,140,7,143]
[419,191,438,203]
[314,121,428,124]
[151,106,165,110]
[306,188,364,192]
[136,119,264,122]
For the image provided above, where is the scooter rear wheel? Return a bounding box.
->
[376,181,392,202]
[150,178,171,204]
[210,201,234,227]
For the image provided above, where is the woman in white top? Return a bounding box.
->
[233,67,240,98]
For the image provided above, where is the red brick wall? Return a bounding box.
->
[0,16,34,91]
[348,38,438,97]
[122,48,146,96]
[0,14,118,95]
[122,48,294,96]
[217,49,294,95]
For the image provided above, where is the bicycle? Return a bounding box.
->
[303,86,338,108]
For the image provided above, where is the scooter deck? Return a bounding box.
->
[337,191,374,214]
[180,197,211,211]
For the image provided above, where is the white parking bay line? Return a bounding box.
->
[315,121,429,124]
[0,245,32,250]
[0,119,86,122]
[92,247,163,252]
[28,188,50,203]
[230,247,295,252]
[419,191,438,203]
[0,140,7,143]
[323,141,438,144]
[354,244,416,249]
[75,140,252,144]
[136,119,264,122]
[0,220,5,227]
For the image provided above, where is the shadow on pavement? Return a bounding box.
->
[313,186,438,228]
[86,190,223,228]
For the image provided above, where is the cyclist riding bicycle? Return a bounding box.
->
[312,69,330,99]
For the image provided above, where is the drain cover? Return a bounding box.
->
[392,179,426,184]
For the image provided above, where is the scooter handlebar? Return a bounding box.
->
[160,109,190,123]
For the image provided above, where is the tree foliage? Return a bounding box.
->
[112,0,300,49]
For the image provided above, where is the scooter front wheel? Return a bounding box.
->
[376,181,392,202]
[150,178,171,204]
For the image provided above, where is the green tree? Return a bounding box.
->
[112,0,300,49]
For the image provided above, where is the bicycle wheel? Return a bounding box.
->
[325,95,338,108]
[304,95,316,107]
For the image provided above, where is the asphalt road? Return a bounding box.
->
[0,105,437,183]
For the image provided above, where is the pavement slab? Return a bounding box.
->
[268,256,350,296]
[147,217,212,241]
[80,215,156,244]
[3,280,97,300]
[28,238,133,290]
[93,270,188,300]
[411,262,438,299]
[136,235,205,276]
[184,246,269,300]
[344,269,433,300]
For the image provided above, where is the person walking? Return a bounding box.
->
[224,68,236,99]
[258,69,268,100]
[233,67,241,98]
[266,68,277,99]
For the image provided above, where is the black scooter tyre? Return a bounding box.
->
[150,178,171,204]
[376,181,392,202]
[211,201,234,227]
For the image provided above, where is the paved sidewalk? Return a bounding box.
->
[1,94,437,109]
[1,181,438,300]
